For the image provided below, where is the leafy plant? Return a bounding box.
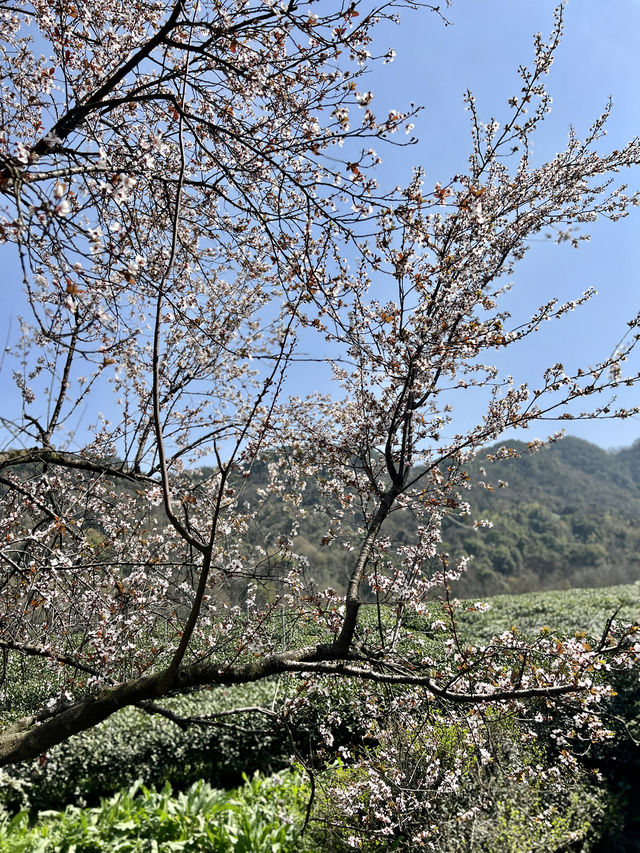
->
[0,773,311,853]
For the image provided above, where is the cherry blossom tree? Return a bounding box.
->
[0,0,639,824]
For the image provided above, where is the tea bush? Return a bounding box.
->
[1,682,290,812]
[1,674,371,814]
[2,584,639,848]
[311,721,607,852]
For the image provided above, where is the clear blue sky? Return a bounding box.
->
[365,0,640,449]
[2,1,639,450]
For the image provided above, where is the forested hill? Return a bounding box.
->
[440,436,640,595]
[284,435,640,597]
[8,436,637,598]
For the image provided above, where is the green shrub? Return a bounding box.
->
[1,683,291,813]
[0,772,312,853]
[311,711,608,852]
[1,674,370,815]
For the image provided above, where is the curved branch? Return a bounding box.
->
[0,448,155,484]
[0,636,585,767]
[0,639,100,678]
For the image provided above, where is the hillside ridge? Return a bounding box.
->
[439,435,640,594]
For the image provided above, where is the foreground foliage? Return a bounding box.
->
[2,585,639,850]
[0,762,608,853]
[0,773,311,853]
[0,683,291,813]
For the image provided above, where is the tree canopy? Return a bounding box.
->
[1,1,640,834]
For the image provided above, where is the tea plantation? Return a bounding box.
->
[1,583,639,851]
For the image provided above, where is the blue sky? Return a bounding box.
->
[363,0,640,449]
[2,1,639,451]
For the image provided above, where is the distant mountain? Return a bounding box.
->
[439,436,640,595]
[7,436,637,598]
[286,435,640,597]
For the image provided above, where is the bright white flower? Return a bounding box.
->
[54,198,71,217]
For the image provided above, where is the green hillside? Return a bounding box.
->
[284,436,640,597]
[5,436,639,598]
[441,436,640,595]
